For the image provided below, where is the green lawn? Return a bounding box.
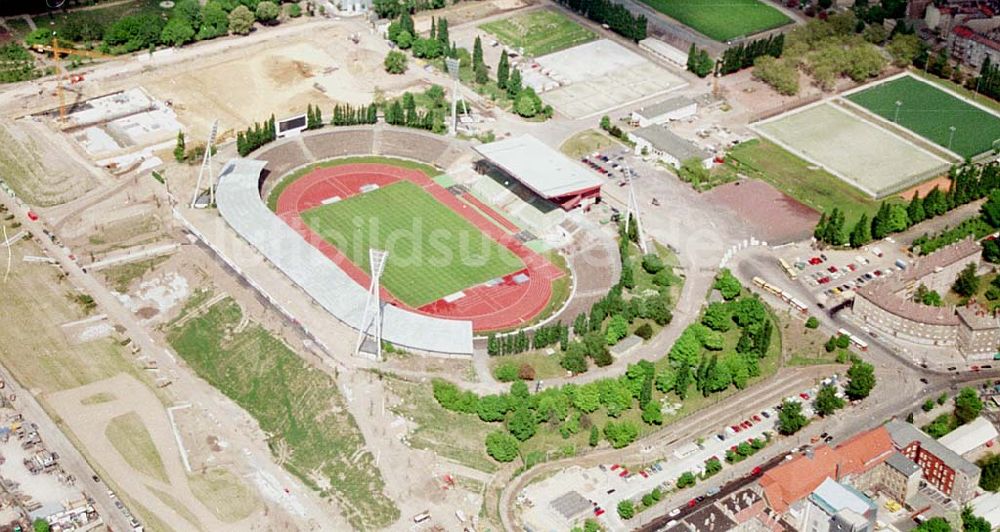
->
[636,0,790,41]
[726,138,892,224]
[847,75,1000,159]
[167,298,398,530]
[301,180,522,307]
[27,0,169,45]
[480,9,596,57]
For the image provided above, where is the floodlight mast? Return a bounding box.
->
[446,57,467,136]
[356,249,389,360]
[622,159,648,254]
[190,120,220,208]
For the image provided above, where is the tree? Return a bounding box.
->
[955,387,984,425]
[589,425,599,447]
[228,5,256,35]
[497,50,510,89]
[849,213,872,248]
[515,90,539,117]
[160,17,196,46]
[845,359,876,400]
[983,188,1000,228]
[641,401,663,425]
[255,0,280,23]
[923,399,936,412]
[887,33,922,67]
[980,453,1000,491]
[174,131,186,162]
[506,68,522,100]
[32,519,49,532]
[198,2,230,40]
[507,407,536,441]
[953,263,981,297]
[384,50,407,74]
[962,505,992,532]
[676,471,696,488]
[604,421,638,448]
[617,500,635,520]
[396,30,413,49]
[777,400,808,435]
[805,316,819,329]
[714,269,742,300]
[485,431,519,462]
[753,55,799,95]
[561,344,588,374]
[814,384,845,417]
[605,314,628,345]
[914,517,951,532]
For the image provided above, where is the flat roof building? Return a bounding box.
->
[627,125,714,170]
[631,96,697,127]
[473,135,602,210]
[939,416,999,457]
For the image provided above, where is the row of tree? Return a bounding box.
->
[486,322,571,357]
[331,103,378,127]
[718,34,784,75]
[235,115,277,157]
[686,44,714,78]
[815,162,1000,248]
[551,0,647,42]
[27,0,300,56]
[305,104,324,130]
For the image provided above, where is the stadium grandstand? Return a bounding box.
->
[474,135,603,211]
[215,158,474,355]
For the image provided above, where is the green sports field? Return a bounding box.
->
[300,181,522,307]
[480,9,596,57]
[637,0,790,41]
[846,75,1000,159]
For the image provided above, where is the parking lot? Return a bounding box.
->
[518,375,845,531]
[773,240,914,310]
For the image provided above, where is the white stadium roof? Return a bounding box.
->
[215,159,473,355]
[473,134,602,199]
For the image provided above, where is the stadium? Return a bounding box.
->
[193,126,615,356]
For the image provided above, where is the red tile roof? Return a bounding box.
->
[759,427,894,512]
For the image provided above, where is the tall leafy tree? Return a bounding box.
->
[497,50,509,89]
[849,213,872,248]
[845,359,876,400]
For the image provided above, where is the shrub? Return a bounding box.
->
[634,323,653,341]
[641,253,665,274]
[485,431,519,462]
[805,316,819,329]
[518,363,536,381]
[494,362,518,382]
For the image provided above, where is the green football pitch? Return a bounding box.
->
[846,76,1000,159]
[300,181,523,307]
[636,0,790,41]
[480,10,596,57]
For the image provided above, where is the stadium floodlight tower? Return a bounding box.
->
[190,119,220,209]
[445,57,468,136]
[622,159,648,254]
[356,249,389,360]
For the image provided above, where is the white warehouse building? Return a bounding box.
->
[628,125,714,170]
[630,96,697,127]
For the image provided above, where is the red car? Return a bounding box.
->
[752,415,762,422]
[818,277,831,284]
[610,464,620,471]
[688,499,698,508]
[751,466,763,476]
[619,470,628,478]
[26,211,38,221]
[827,266,838,273]
[799,393,810,400]
[742,420,752,428]
[847,264,857,271]
[808,257,822,265]
[595,508,605,516]
[639,471,649,478]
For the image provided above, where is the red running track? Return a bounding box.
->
[274,163,564,331]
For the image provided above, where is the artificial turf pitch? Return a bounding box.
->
[846,76,1000,159]
[300,180,522,307]
[636,0,790,42]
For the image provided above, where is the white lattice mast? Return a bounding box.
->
[356,249,389,360]
[446,57,467,137]
[622,160,648,254]
[189,119,220,208]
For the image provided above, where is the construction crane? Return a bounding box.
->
[31,38,111,123]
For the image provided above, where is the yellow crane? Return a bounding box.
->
[31,38,111,122]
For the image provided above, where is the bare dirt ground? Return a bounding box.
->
[141,26,426,140]
[47,373,261,532]
[898,175,952,201]
[704,178,820,244]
